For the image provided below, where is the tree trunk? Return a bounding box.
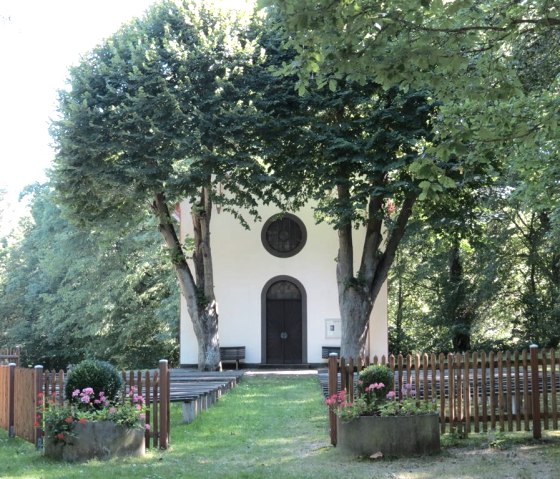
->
[339,285,373,360]
[336,183,418,360]
[447,239,472,352]
[192,301,221,371]
[152,192,221,371]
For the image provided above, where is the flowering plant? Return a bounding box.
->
[326,365,437,421]
[41,386,148,445]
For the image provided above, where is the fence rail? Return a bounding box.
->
[0,360,171,449]
[327,346,558,445]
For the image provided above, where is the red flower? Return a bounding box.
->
[34,421,40,427]
[79,418,88,424]
[56,433,65,440]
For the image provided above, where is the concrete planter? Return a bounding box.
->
[337,414,440,457]
[44,421,145,462]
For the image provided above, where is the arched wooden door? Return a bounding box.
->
[264,279,304,364]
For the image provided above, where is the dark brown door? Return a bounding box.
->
[266,280,302,364]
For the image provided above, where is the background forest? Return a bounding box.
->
[1,0,559,369]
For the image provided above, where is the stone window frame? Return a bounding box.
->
[260,213,307,258]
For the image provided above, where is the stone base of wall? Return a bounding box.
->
[337,414,440,457]
[44,421,145,462]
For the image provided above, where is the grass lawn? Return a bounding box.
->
[1,373,560,478]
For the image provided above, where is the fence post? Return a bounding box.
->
[34,365,44,449]
[8,363,16,438]
[158,360,169,449]
[328,353,338,446]
[530,345,541,439]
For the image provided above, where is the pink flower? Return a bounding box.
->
[81,395,91,404]
[145,424,151,431]
[56,433,65,440]
[109,407,117,414]
[366,382,385,393]
[79,418,88,424]
[139,413,146,420]
[386,391,396,400]
[83,387,94,396]
[72,389,81,398]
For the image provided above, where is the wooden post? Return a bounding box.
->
[328,353,338,446]
[8,363,16,438]
[34,365,44,449]
[530,345,541,439]
[158,360,170,449]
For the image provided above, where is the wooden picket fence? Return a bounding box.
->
[327,346,559,445]
[0,360,171,449]
[0,347,21,366]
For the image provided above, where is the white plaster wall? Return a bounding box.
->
[179,201,388,365]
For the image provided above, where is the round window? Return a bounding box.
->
[261,213,307,258]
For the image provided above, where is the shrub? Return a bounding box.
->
[65,359,123,403]
[357,364,394,405]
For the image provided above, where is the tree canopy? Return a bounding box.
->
[50,0,273,370]
[0,185,178,369]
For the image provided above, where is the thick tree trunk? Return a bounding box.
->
[192,301,221,371]
[337,184,418,360]
[339,285,373,360]
[152,191,221,371]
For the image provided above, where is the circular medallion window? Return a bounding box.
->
[261,213,307,258]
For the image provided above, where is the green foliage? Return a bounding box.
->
[64,360,123,402]
[50,0,271,230]
[0,185,178,369]
[358,364,394,401]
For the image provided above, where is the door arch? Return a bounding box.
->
[261,276,307,364]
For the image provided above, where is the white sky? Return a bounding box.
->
[0,0,252,232]
[0,0,159,199]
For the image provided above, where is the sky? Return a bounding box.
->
[0,0,159,201]
[0,0,252,232]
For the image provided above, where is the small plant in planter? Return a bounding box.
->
[326,364,440,456]
[64,359,122,403]
[326,364,437,421]
[42,360,148,461]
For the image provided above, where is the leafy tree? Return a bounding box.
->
[50,0,270,370]
[249,16,438,358]
[0,185,178,370]
[263,0,560,198]
[261,1,560,354]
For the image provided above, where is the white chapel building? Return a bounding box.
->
[179,201,388,367]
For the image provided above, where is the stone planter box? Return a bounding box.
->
[44,421,145,462]
[337,414,440,457]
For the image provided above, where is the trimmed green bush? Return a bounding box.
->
[358,364,394,404]
[65,359,123,402]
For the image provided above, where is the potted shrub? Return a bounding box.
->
[326,364,440,457]
[43,359,147,462]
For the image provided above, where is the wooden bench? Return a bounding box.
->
[220,347,245,369]
[322,346,340,359]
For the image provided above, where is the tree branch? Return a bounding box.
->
[369,190,419,301]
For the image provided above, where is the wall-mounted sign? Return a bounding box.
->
[325,319,341,339]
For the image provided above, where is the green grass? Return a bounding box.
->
[1,374,560,478]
